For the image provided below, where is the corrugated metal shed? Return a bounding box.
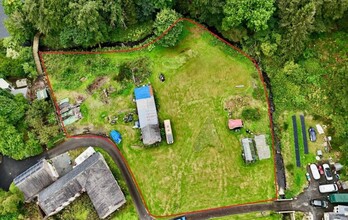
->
[134,85,161,145]
[14,159,59,201]
[241,138,256,163]
[254,135,271,160]
[38,153,126,219]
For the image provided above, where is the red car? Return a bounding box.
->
[318,165,324,175]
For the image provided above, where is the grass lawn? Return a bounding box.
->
[43,21,276,215]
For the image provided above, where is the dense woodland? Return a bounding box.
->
[0,0,347,218]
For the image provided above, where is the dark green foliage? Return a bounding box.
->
[242,108,261,121]
[222,0,275,32]
[0,184,24,219]
[154,9,183,47]
[117,57,150,84]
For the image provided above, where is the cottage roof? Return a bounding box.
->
[14,159,59,201]
[228,119,243,129]
[38,153,125,219]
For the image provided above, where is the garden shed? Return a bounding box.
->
[254,135,271,160]
[134,85,161,145]
[241,138,257,163]
[228,119,243,130]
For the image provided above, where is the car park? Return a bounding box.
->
[310,199,329,208]
[310,164,320,180]
[308,127,317,142]
[319,183,338,193]
[323,163,333,181]
[318,164,324,175]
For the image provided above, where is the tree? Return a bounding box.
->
[222,0,275,32]
[277,0,316,60]
[0,91,27,124]
[0,184,24,218]
[153,9,183,47]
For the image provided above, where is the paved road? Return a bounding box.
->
[0,0,9,38]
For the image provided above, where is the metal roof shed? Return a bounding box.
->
[241,138,257,163]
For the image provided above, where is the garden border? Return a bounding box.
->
[38,17,278,218]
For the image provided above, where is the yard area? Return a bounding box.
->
[43,21,276,215]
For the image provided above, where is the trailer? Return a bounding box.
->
[329,194,348,204]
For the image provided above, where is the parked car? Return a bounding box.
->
[306,173,311,181]
[319,183,338,193]
[173,216,186,220]
[310,199,329,208]
[318,164,324,175]
[310,164,320,180]
[308,127,317,142]
[323,163,333,181]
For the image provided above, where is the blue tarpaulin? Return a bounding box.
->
[134,86,151,100]
[110,130,122,144]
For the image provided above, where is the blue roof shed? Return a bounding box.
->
[110,130,122,144]
[134,86,152,100]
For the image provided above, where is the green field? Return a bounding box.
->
[43,21,276,215]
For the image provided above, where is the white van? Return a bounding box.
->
[310,164,320,180]
[319,184,338,193]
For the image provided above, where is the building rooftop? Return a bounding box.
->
[254,135,271,160]
[14,159,59,201]
[134,85,161,145]
[38,152,126,219]
[241,138,256,163]
[50,152,72,176]
[36,88,48,100]
[228,119,243,130]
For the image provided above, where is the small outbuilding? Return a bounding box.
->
[241,138,257,163]
[164,119,174,144]
[228,119,243,130]
[16,79,28,88]
[36,88,48,100]
[254,135,271,160]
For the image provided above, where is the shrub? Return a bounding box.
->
[241,108,261,121]
[153,9,183,47]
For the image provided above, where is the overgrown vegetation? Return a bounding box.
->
[0,89,61,159]
[0,184,24,219]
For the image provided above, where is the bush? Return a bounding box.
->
[241,108,261,121]
[153,9,183,47]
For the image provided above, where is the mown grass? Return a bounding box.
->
[44,21,276,215]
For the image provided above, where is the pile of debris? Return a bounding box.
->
[59,98,82,126]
